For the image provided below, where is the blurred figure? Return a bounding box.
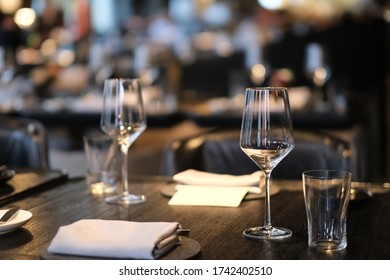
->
[146,8,189,61]
[35,0,64,43]
[0,13,26,56]
[232,7,284,70]
[73,0,91,63]
[311,11,386,91]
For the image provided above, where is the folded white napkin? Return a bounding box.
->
[168,170,264,207]
[173,169,262,187]
[169,185,250,207]
[48,219,181,259]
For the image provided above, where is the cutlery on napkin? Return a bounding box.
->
[48,219,182,259]
[169,169,264,207]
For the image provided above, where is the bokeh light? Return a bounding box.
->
[14,8,36,29]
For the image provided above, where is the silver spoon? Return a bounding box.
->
[0,206,20,223]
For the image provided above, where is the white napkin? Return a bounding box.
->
[169,185,249,207]
[169,170,263,207]
[173,169,263,193]
[48,219,181,259]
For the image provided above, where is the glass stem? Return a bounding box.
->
[263,171,272,230]
[120,143,130,196]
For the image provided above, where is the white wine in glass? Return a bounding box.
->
[240,87,295,240]
[101,78,147,204]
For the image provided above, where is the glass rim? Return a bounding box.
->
[302,169,351,179]
[104,78,140,82]
[246,86,288,91]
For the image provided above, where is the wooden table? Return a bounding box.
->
[0,175,389,260]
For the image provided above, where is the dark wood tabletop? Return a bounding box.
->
[0,175,389,260]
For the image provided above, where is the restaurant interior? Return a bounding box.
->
[0,0,389,183]
[1,0,390,262]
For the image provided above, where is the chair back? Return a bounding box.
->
[160,129,354,180]
[0,116,49,170]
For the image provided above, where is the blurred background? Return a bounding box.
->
[0,0,389,182]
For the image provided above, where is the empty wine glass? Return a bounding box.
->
[240,87,295,240]
[100,78,147,204]
[304,43,332,110]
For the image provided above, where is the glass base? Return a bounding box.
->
[309,239,346,251]
[105,193,146,205]
[243,226,292,241]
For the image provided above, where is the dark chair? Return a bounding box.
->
[160,129,356,181]
[0,116,50,170]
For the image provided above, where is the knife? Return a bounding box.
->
[0,206,20,223]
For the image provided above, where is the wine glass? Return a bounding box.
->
[240,87,295,240]
[304,43,332,110]
[100,78,147,204]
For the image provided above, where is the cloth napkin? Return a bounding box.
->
[169,185,250,207]
[173,169,263,193]
[48,219,181,259]
[169,170,264,207]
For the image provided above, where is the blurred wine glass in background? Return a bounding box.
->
[304,42,332,111]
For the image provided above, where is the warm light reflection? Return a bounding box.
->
[14,8,36,29]
[313,66,328,86]
[258,0,285,10]
[41,39,58,57]
[16,48,42,65]
[0,0,22,14]
[139,68,159,85]
[258,0,373,21]
[56,49,75,67]
[342,149,352,159]
[186,137,204,150]
[384,9,390,23]
[215,41,234,57]
[192,32,216,51]
[250,63,266,85]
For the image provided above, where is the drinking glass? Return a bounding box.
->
[240,87,295,240]
[100,78,147,204]
[303,170,351,251]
